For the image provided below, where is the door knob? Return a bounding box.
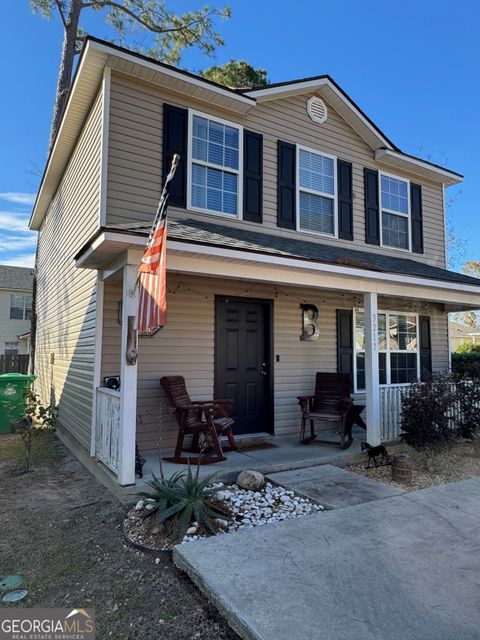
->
[260,362,267,376]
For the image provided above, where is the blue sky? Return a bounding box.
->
[0,0,479,268]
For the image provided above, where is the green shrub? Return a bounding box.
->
[400,372,480,450]
[400,373,457,450]
[455,342,480,353]
[452,352,480,378]
[454,376,480,439]
[5,390,57,472]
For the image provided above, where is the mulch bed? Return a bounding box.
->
[348,440,480,491]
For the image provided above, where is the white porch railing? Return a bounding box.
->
[379,386,411,442]
[95,387,121,474]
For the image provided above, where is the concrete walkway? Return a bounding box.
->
[267,464,404,509]
[174,478,480,640]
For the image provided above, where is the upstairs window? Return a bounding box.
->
[380,174,410,250]
[189,112,242,217]
[297,146,336,236]
[354,310,419,392]
[10,294,32,320]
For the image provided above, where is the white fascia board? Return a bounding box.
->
[29,41,100,231]
[375,148,463,185]
[246,78,394,151]
[89,40,255,107]
[246,78,331,99]
[77,231,480,299]
[167,240,480,297]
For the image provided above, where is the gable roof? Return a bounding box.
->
[0,265,34,291]
[30,37,463,231]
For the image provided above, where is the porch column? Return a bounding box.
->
[118,264,138,486]
[364,292,381,446]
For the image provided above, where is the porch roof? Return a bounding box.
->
[103,218,480,289]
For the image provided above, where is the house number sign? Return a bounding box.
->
[372,313,378,353]
[300,304,320,341]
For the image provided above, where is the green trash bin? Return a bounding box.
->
[0,373,36,434]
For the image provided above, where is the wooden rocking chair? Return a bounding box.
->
[297,372,353,449]
[160,376,237,464]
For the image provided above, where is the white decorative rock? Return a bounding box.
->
[236,470,265,491]
[135,500,144,511]
[186,526,197,535]
[145,503,155,511]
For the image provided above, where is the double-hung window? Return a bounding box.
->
[380,173,410,250]
[354,310,419,392]
[189,111,241,217]
[297,146,336,236]
[4,341,19,356]
[10,294,32,320]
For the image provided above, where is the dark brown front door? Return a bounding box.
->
[215,297,272,435]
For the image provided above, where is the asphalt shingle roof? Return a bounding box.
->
[111,219,480,289]
[0,265,34,291]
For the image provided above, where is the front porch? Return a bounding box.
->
[91,268,440,488]
[75,222,480,488]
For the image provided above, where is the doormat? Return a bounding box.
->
[236,441,278,452]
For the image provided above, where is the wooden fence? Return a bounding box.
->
[0,354,30,375]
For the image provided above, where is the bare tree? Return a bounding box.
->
[31,0,231,153]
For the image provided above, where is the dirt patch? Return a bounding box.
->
[347,440,480,491]
[0,432,238,640]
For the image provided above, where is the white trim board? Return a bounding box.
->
[75,232,480,304]
[99,67,111,228]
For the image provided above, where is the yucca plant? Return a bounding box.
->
[155,465,229,542]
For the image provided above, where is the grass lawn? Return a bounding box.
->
[0,432,238,640]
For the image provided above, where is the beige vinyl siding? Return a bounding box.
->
[0,290,32,355]
[99,272,449,453]
[35,89,103,451]
[106,72,446,268]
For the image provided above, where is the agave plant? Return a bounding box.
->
[138,470,186,517]
[155,465,229,542]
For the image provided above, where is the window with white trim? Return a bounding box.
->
[10,294,32,320]
[354,310,419,392]
[380,174,410,250]
[189,112,241,217]
[4,341,19,356]
[297,147,336,236]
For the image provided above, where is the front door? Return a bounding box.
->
[215,297,272,435]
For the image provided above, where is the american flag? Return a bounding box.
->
[136,155,179,332]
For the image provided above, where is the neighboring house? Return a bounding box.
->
[0,265,33,356]
[29,37,480,487]
[449,321,480,352]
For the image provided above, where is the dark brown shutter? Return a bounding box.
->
[337,159,353,240]
[277,140,296,229]
[243,130,263,223]
[364,168,380,245]
[162,103,187,208]
[411,182,424,254]
[337,309,353,390]
[419,315,432,381]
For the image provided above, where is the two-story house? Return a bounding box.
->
[0,265,33,362]
[29,37,480,487]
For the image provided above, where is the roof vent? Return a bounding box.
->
[307,97,327,124]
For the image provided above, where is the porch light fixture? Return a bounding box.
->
[117,300,161,336]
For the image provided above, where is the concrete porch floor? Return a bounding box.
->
[137,427,367,489]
